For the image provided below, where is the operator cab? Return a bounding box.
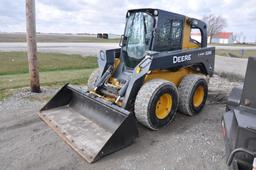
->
[120,8,207,68]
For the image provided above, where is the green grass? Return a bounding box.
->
[0,52,97,75]
[216,49,256,58]
[0,69,94,100]
[0,52,98,100]
[0,69,94,90]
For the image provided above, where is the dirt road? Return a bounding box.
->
[0,75,242,170]
[0,42,118,56]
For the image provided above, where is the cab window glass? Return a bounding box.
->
[155,19,183,51]
[190,28,202,44]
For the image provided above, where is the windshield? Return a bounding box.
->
[123,12,154,68]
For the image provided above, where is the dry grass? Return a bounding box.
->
[216,49,256,58]
[215,71,244,82]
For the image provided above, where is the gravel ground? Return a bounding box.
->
[0,74,242,170]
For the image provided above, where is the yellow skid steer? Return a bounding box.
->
[38,8,215,163]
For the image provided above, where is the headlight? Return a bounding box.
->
[100,51,105,60]
[192,19,198,25]
[154,10,158,16]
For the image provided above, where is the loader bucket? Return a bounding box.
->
[38,84,138,163]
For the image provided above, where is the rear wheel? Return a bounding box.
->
[87,68,100,90]
[134,79,179,130]
[178,74,208,116]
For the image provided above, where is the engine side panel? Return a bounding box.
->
[150,47,215,76]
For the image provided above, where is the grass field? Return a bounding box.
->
[0,52,98,100]
[0,33,120,43]
[0,69,94,90]
[0,52,97,75]
[216,49,256,58]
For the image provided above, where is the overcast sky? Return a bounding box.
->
[0,0,255,42]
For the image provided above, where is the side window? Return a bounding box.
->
[154,19,183,51]
[170,20,182,48]
[155,19,172,51]
[190,28,202,44]
[144,13,154,47]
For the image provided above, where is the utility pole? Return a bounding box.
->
[26,0,40,92]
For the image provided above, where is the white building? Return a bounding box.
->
[191,32,233,44]
[211,32,233,44]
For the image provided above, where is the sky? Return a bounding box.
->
[0,0,255,42]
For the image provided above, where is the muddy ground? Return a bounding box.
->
[0,75,242,170]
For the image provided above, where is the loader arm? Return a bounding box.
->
[97,47,215,109]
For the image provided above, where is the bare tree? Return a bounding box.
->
[233,32,243,43]
[243,35,246,43]
[202,14,227,43]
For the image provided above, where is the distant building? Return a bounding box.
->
[191,31,234,44]
[211,32,233,44]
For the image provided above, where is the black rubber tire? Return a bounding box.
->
[178,74,208,116]
[134,79,179,130]
[87,68,100,90]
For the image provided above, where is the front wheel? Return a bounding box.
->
[134,79,179,130]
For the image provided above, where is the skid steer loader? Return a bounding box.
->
[38,8,215,163]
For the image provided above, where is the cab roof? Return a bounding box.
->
[127,8,186,18]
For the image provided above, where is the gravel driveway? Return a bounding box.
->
[0,75,242,170]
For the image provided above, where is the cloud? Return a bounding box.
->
[0,0,255,41]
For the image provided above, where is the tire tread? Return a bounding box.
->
[135,79,178,130]
[178,74,207,116]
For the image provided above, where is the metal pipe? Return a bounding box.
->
[227,148,256,166]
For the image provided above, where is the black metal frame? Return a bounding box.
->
[125,8,208,50]
[40,84,138,163]
[222,57,256,170]
[119,8,208,70]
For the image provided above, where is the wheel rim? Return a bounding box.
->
[155,93,172,119]
[193,85,205,107]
